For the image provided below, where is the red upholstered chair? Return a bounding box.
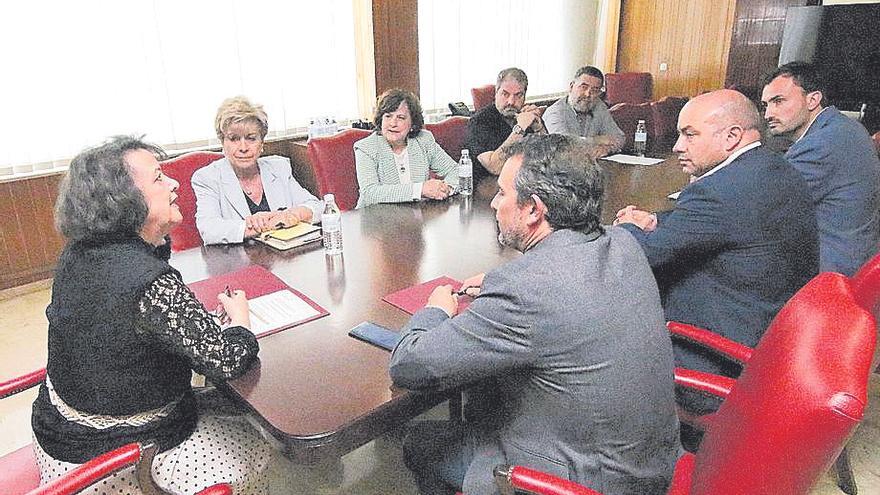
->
[160,151,223,251]
[425,116,469,161]
[470,84,495,112]
[604,72,653,107]
[651,96,688,150]
[493,272,876,495]
[0,368,46,495]
[306,128,371,211]
[0,368,232,495]
[609,102,654,154]
[852,251,880,372]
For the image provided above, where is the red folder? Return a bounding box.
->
[383,276,473,315]
[188,265,328,338]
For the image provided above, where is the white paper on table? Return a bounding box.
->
[246,289,321,336]
[604,154,665,166]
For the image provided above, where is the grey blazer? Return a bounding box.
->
[390,228,681,495]
[354,130,459,208]
[192,155,322,245]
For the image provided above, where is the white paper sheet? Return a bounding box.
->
[247,289,321,336]
[604,154,665,166]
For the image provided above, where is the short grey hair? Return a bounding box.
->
[55,135,166,242]
[503,134,605,234]
[496,67,529,93]
[214,96,269,140]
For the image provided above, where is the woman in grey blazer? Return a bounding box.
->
[354,89,459,208]
[193,96,322,244]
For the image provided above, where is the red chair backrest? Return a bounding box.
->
[852,251,880,316]
[650,96,688,150]
[160,151,223,251]
[690,272,875,494]
[609,102,655,153]
[306,129,371,211]
[425,116,469,161]
[604,72,653,106]
[471,84,495,112]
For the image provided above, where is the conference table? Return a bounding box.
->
[169,153,687,463]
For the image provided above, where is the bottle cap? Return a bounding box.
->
[323,193,335,202]
[637,119,645,124]
[461,149,469,157]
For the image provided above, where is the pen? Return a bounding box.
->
[454,287,473,296]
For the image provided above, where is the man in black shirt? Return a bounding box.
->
[466,67,547,183]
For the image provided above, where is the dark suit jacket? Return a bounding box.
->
[390,228,681,495]
[621,146,819,376]
[785,106,880,276]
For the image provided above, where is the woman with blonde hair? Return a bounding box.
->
[193,96,323,244]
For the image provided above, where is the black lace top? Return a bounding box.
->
[33,236,259,462]
[137,272,258,381]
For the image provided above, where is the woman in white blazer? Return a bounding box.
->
[193,96,322,244]
[354,89,459,208]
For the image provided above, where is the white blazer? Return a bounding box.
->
[192,155,323,245]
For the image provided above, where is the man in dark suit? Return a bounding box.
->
[762,61,880,276]
[391,134,681,495]
[615,89,818,381]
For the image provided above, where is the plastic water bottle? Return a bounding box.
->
[634,120,647,156]
[458,149,473,196]
[322,194,343,255]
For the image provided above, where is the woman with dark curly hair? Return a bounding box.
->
[354,88,459,208]
[32,136,272,494]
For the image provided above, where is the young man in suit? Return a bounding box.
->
[761,61,880,276]
[391,134,681,495]
[615,89,818,387]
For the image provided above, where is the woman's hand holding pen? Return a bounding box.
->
[217,287,251,329]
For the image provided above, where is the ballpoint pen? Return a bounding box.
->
[454,286,474,296]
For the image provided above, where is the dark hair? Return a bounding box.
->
[573,65,605,85]
[496,67,529,93]
[373,89,424,139]
[761,61,828,107]
[502,134,605,234]
[56,135,166,242]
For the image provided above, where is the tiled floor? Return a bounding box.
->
[1,282,878,494]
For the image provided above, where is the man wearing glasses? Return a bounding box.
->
[543,66,625,158]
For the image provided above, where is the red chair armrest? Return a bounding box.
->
[1,368,46,398]
[494,465,604,495]
[26,443,142,495]
[674,367,735,400]
[196,483,233,495]
[667,321,753,365]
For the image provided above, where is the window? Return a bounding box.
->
[0,0,359,173]
[418,0,603,111]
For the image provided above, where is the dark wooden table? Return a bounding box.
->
[169,154,687,462]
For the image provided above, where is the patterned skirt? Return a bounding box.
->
[33,414,273,495]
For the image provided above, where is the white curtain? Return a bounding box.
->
[0,0,358,171]
[418,0,602,111]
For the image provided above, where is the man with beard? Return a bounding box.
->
[543,66,625,158]
[761,61,880,276]
[465,67,547,183]
[390,134,681,495]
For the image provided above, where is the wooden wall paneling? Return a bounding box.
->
[724,0,815,101]
[372,0,419,96]
[618,0,736,99]
[0,175,64,289]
